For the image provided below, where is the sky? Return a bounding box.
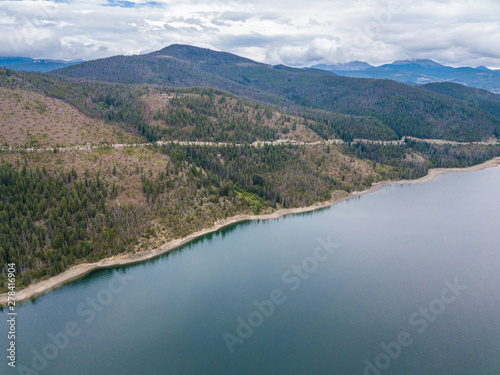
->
[1,0,500,68]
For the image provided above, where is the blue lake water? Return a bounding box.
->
[1,166,500,374]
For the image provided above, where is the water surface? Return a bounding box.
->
[1,166,499,374]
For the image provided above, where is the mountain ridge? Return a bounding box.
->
[53,44,500,142]
[0,57,83,72]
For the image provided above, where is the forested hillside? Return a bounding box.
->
[142,88,322,143]
[56,44,500,142]
[422,82,500,127]
[0,67,396,143]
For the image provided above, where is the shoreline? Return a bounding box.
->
[2,155,500,306]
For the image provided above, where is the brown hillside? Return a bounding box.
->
[0,88,144,147]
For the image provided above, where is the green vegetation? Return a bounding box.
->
[0,161,125,286]
[3,138,500,292]
[342,140,500,180]
[156,143,341,207]
[149,88,280,142]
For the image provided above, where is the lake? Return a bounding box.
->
[1,166,500,375]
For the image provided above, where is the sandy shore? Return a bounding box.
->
[2,155,500,306]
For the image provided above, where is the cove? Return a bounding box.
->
[1,165,499,374]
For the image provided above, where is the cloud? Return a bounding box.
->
[104,0,163,8]
[0,0,499,68]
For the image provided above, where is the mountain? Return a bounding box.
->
[391,59,444,68]
[310,61,373,71]
[53,44,500,142]
[314,59,500,94]
[0,57,83,72]
[421,82,500,120]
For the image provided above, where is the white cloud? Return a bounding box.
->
[0,0,499,68]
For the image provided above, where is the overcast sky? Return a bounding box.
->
[1,0,500,68]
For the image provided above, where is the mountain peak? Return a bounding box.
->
[391,59,443,68]
[150,44,263,66]
[475,65,491,71]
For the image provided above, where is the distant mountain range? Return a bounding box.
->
[0,57,83,72]
[310,59,500,94]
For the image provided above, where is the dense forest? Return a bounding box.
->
[342,140,500,180]
[422,82,500,127]
[0,161,119,286]
[3,62,500,145]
